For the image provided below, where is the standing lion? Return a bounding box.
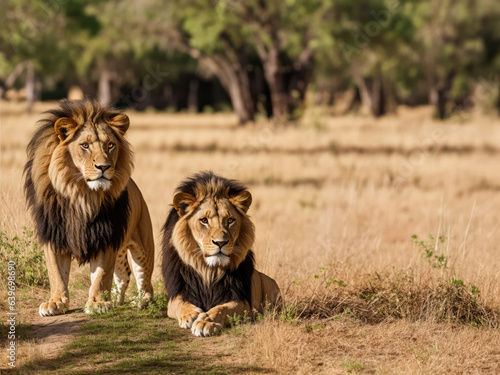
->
[162,171,280,337]
[24,99,154,316]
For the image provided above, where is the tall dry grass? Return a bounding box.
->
[2,101,500,373]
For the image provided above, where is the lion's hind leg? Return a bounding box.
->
[128,240,154,308]
[112,246,131,305]
[251,270,281,314]
[39,246,71,317]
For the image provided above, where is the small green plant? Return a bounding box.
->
[279,303,299,323]
[131,288,146,306]
[305,323,326,332]
[411,234,448,269]
[341,358,363,372]
[228,310,252,328]
[451,277,480,299]
[110,283,120,305]
[0,227,48,287]
[314,267,347,288]
[144,291,169,316]
[326,279,347,288]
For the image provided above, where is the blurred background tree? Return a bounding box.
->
[1,0,499,123]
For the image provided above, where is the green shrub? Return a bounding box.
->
[412,234,448,269]
[0,227,48,288]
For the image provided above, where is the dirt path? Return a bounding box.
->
[1,304,84,372]
[27,309,85,360]
[1,286,260,374]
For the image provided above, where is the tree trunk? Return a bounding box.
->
[162,28,255,124]
[98,68,113,106]
[1,61,29,99]
[225,76,254,125]
[345,86,362,114]
[196,55,254,125]
[286,50,315,117]
[187,80,199,112]
[25,61,36,113]
[370,74,386,117]
[354,72,386,117]
[429,70,456,119]
[260,47,288,121]
[496,85,500,116]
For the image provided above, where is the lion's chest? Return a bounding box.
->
[178,254,255,311]
[35,189,130,264]
[181,274,240,311]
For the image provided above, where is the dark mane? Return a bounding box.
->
[161,171,254,310]
[174,170,248,198]
[26,178,130,264]
[23,99,131,264]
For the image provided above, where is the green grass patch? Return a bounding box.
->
[18,305,235,374]
[341,358,364,372]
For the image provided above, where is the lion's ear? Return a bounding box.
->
[108,113,130,135]
[230,191,252,213]
[54,117,78,141]
[173,192,196,217]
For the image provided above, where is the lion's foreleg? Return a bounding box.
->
[168,295,204,329]
[39,246,71,317]
[85,249,116,314]
[191,300,251,337]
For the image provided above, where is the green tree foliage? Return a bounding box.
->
[1,0,500,122]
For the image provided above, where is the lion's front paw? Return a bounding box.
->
[179,307,203,329]
[191,313,222,337]
[84,301,112,314]
[39,300,67,317]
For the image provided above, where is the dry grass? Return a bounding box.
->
[2,100,500,373]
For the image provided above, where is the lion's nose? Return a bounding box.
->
[95,163,111,172]
[212,240,228,249]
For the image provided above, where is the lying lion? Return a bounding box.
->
[162,171,280,336]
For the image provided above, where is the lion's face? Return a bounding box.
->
[47,112,131,196]
[66,123,121,191]
[172,188,254,270]
[187,198,244,268]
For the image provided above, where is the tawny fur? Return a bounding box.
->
[162,171,280,337]
[24,99,155,316]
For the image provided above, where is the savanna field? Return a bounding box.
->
[2,100,500,374]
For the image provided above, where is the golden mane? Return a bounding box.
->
[162,172,281,336]
[163,172,255,274]
[24,99,134,263]
[25,99,133,209]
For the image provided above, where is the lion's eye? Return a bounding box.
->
[200,218,208,224]
[81,143,89,149]
[227,218,235,224]
[108,142,115,150]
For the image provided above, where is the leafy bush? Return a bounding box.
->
[0,227,48,288]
